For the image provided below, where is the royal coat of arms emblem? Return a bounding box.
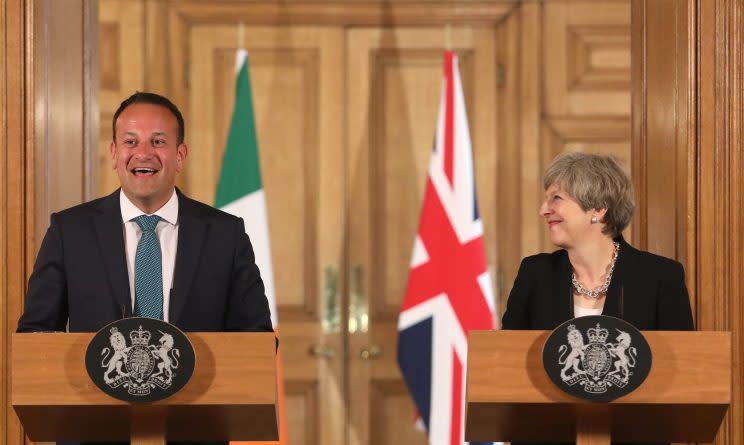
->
[543,315,652,402]
[559,323,637,393]
[102,325,179,395]
[86,317,195,403]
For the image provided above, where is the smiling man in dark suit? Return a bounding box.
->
[17,94,273,438]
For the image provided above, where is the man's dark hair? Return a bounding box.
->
[112,92,185,144]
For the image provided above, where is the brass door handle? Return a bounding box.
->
[359,345,382,360]
[323,266,340,333]
[349,265,368,333]
[309,345,336,359]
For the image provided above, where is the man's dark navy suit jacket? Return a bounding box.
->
[18,188,274,445]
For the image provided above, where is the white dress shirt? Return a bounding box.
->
[574,304,603,318]
[120,189,179,321]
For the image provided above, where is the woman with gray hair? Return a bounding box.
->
[501,152,693,444]
[502,152,692,330]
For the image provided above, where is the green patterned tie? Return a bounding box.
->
[133,215,163,319]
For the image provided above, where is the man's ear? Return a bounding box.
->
[110,141,117,170]
[176,143,188,172]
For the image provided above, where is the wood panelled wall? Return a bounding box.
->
[632,1,744,444]
[2,1,743,444]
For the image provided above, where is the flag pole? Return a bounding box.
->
[238,22,245,49]
[445,23,452,51]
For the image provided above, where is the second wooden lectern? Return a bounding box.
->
[465,330,730,444]
[12,332,278,444]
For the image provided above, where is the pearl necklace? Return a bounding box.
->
[571,242,620,300]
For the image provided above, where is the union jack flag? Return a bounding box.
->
[397,52,496,445]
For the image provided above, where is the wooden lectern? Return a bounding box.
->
[12,332,278,445]
[465,330,731,445]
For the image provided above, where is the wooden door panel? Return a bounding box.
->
[544,0,631,116]
[188,25,345,445]
[370,381,428,444]
[346,26,496,445]
[285,381,319,445]
[203,44,321,313]
[375,50,442,309]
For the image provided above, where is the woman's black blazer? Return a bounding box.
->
[501,236,694,445]
[502,236,694,331]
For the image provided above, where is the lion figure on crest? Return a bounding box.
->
[149,331,180,383]
[558,325,587,380]
[101,327,130,383]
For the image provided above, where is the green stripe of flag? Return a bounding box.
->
[215,54,262,207]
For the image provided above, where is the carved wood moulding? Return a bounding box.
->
[169,1,518,26]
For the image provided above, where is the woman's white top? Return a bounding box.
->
[574,304,603,318]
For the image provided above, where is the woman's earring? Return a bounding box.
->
[591,216,598,224]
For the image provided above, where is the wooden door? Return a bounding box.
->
[345,26,497,445]
[188,25,346,445]
[185,23,499,445]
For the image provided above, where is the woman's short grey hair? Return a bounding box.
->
[543,152,635,238]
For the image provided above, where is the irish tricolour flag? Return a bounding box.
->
[216,49,289,445]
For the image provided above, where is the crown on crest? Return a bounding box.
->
[587,323,609,343]
[567,324,577,332]
[130,325,151,346]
